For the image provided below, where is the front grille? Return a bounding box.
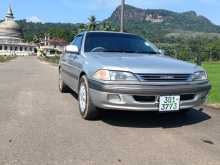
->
[132,94,195,103]
[136,74,191,82]
[180,94,195,101]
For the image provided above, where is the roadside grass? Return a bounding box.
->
[0,55,17,63]
[203,62,220,105]
[39,56,60,65]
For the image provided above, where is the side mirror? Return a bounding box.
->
[65,45,79,54]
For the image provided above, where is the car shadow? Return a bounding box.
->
[67,91,211,128]
[69,90,78,99]
[101,109,211,128]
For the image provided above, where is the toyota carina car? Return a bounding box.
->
[59,31,211,120]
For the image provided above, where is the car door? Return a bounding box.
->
[60,52,71,86]
[67,35,84,92]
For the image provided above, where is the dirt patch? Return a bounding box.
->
[205,104,220,110]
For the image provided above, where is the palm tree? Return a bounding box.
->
[88,16,97,31]
[33,35,40,43]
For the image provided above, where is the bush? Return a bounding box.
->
[0,56,17,63]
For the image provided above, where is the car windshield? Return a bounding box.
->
[84,32,160,54]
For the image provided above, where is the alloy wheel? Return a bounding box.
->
[79,83,87,113]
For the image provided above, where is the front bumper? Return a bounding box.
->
[89,80,211,111]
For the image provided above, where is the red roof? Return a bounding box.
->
[48,38,68,46]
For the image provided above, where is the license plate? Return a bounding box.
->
[159,96,180,112]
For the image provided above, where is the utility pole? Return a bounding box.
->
[120,0,125,32]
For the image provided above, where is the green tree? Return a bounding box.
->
[100,22,116,31]
[33,35,40,43]
[208,38,220,60]
[88,16,97,31]
[78,24,86,33]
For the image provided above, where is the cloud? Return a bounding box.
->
[26,16,42,23]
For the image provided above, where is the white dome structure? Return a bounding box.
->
[0,21,23,39]
[0,5,36,56]
[0,5,23,39]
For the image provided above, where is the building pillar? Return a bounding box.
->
[12,46,15,56]
[0,45,2,55]
[4,45,8,55]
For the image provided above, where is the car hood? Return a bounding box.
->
[86,52,201,74]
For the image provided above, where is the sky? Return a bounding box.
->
[0,0,220,25]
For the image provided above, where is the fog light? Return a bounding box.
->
[195,106,203,111]
[107,94,122,103]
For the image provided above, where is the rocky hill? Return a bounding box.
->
[107,5,220,40]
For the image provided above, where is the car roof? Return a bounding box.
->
[84,31,136,36]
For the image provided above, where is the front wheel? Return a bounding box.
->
[78,75,99,120]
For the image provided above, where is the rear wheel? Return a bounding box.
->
[78,75,99,120]
[59,69,68,93]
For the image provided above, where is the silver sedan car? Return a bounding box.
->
[59,31,211,120]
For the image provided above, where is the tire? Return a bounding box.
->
[78,75,99,120]
[59,69,68,93]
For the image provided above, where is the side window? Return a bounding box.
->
[72,35,83,51]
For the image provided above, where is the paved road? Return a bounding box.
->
[0,57,220,165]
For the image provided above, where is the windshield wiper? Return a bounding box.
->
[122,51,137,53]
[136,51,159,54]
[102,50,125,53]
[105,50,139,53]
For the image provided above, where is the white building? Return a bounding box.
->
[0,5,36,56]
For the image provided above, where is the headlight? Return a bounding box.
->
[192,71,208,81]
[93,70,137,81]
